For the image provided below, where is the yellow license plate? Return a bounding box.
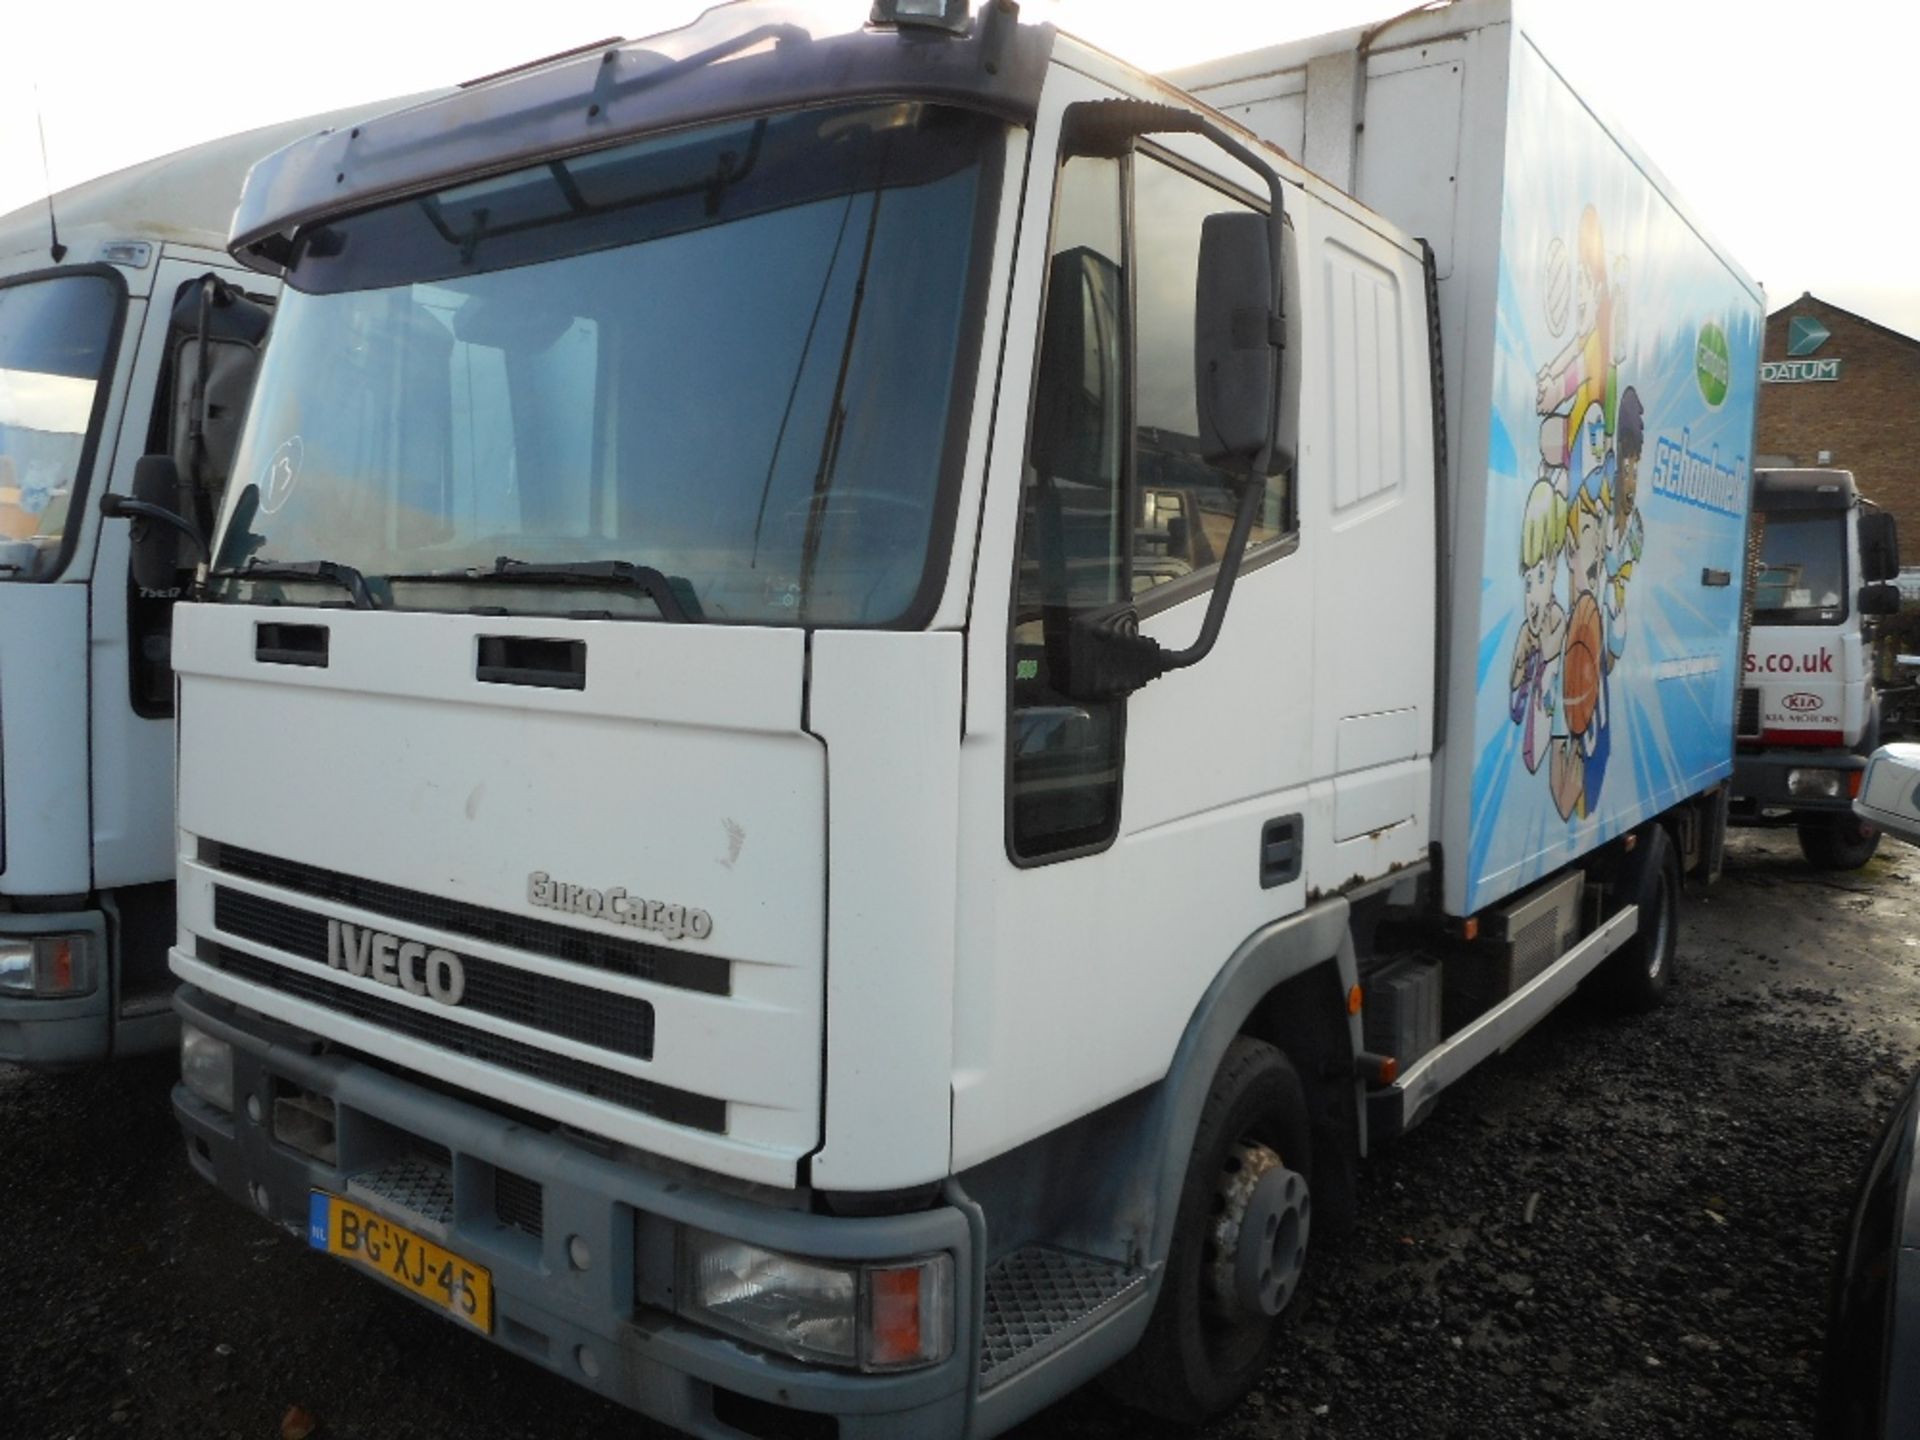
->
[308,1191,493,1333]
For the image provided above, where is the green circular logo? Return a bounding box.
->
[1695,323,1730,407]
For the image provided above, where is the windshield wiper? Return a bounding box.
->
[208,558,377,610]
[387,557,700,621]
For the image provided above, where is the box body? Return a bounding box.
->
[1177,0,1763,914]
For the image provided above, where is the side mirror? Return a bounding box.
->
[1037,100,1292,702]
[1194,211,1279,469]
[1861,511,1901,582]
[99,455,207,593]
[1860,581,1903,617]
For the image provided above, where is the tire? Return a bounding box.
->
[1798,813,1881,871]
[1597,824,1679,1012]
[1105,1037,1313,1426]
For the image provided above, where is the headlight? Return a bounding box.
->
[676,1230,954,1371]
[180,1025,234,1113]
[0,935,96,996]
[1788,768,1848,800]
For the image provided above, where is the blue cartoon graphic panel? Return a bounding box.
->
[1463,39,1760,914]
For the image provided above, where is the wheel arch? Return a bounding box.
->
[1134,897,1360,1273]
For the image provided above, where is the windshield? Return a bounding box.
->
[1753,511,1849,625]
[0,273,120,580]
[213,102,999,625]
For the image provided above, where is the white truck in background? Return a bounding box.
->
[1731,467,1902,868]
[0,108,395,1064]
[158,2,1760,1434]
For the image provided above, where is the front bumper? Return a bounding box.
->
[173,986,975,1439]
[0,907,110,1065]
[1731,748,1867,823]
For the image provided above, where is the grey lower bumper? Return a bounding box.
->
[1731,749,1866,822]
[0,907,110,1066]
[172,986,974,1440]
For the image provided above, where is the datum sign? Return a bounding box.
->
[1761,358,1842,383]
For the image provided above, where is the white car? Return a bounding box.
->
[1856,743,1920,847]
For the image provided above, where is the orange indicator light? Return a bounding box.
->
[867,1267,924,1368]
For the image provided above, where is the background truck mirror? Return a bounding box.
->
[1194,211,1276,468]
[1860,510,1900,582]
[1859,581,1903,617]
[100,454,207,593]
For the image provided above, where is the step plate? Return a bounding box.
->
[980,1246,1145,1388]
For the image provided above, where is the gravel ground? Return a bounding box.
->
[1,827,1914,1440]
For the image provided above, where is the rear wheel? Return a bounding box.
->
[1597,824,1679,1012]
[1106,1037,1312,1425]
[1798,813,1880,871]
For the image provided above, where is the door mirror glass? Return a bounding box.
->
[1860,510,1901,582]
[1193,210,1276,468]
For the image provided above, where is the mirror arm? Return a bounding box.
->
[1158,462,1265,672]
[1056,464,1265,700]
[99,492,210,562]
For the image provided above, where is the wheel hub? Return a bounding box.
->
[1207,1141,1310,1320]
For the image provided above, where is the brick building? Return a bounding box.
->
[1755,295,1920,576]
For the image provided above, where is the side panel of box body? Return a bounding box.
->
[1433,25,1761,915]
[1177,0,1762,916]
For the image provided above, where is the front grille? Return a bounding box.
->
[493,1168,544,1238]
[214,886,655,1060]
[202,840,728,996]
[1738,686,1761,738]
[199,940,726,1134]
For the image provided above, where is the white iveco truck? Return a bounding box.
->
[0,111,387,1064]
[1732,468,1902,869]
[162,2,1762,1433]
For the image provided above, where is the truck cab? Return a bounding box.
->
[0,109,393,1064]
[161,2,1757,1435]
[1733,468,1902,869]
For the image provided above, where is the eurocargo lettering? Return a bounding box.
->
[160,3,1765,1434]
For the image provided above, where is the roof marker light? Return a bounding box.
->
[872,0,971,33]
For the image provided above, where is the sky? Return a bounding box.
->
[2,0,1916,339]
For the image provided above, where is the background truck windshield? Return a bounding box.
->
[1753,512,1849,625]
[0,274,119,581]
[213,102,996,625]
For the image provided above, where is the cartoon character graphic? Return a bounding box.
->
[1509,208,1645,823]
[1535,206,1623,481]
[1603,387,1645,663]
[1552,475,1611,821]
[1510,478,1569,774]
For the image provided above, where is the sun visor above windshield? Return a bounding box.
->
[1753,468,1858,512]
[228,2,1053,273]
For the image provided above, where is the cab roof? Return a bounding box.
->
[0,99,437,269]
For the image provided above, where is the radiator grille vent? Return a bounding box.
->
[1738,686,1761,739]
[214,886,655,1060]
[198,940,725,1133]
[201,840,728,996]
[493,1168,544,1238]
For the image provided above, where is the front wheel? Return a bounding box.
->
[1798,813,1880,871]
[1105,1037,1313,1425]
[1597,823,1679,1012]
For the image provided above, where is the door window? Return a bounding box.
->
[1008,145,1294,863]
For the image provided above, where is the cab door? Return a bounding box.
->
[91,251,274,921]
[952,71,1318,1168]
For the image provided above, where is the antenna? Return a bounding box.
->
[34,87,65,263]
